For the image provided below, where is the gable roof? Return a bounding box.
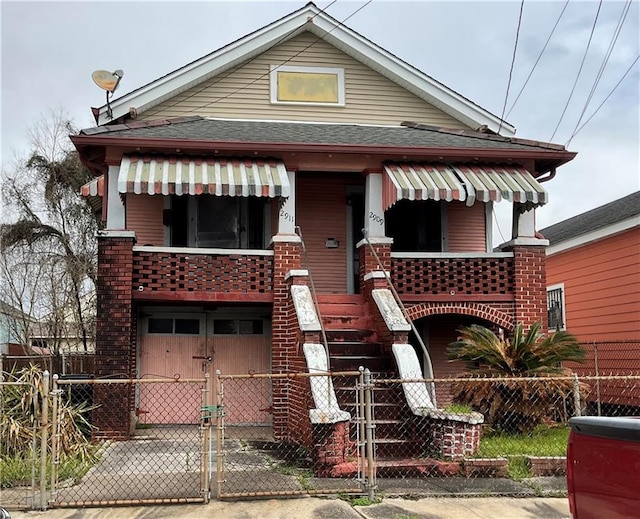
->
[95,3,516,136]
[540,191,640,245]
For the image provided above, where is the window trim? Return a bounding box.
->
[270,65,345,106]
[546,283,566,332]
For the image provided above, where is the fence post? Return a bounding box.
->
[363,369,376,501]
[201,373,211,503]
[573,373,581,417]
[40,370,50,510]
[358,367,366,485]
[214,370,224,499]
[49,375,60,505]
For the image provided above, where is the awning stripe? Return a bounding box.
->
[118,155,290,198]
[383,163,466,210]
[80,175,105,197]
[383,163,547,209]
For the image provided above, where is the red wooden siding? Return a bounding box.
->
[296,174,360,293]
[126,194,165,246]
[547,228,640,341]
[447,201,486,252]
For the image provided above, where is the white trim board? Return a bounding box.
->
[546,216,640,256]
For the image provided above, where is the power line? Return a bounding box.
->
[567,0,633,146]
[198,0,374,111]
[506,0,570,118]
[549,0,602,141]
[498,0,525,134]
[567,53,639,143]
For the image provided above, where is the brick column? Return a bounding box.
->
[271,236,302,440]
[93,231,135,440]
[511,246,548,330]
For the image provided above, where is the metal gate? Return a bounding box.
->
[215,370,372,499]
[50,376,211,507]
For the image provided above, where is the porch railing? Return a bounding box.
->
[391,252,514,299]
[132,246,274,299]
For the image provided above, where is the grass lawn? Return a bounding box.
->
[475,425,569,479]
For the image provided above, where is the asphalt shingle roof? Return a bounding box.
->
[79,117,565,152]
[539,191,640,244]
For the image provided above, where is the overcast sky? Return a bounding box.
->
[1,1,638,239]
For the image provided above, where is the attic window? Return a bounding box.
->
[270,65,345,106]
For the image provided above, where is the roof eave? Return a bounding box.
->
[70,134,575,171]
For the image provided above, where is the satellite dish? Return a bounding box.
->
[92,69,123,93]
[91,69,124,120]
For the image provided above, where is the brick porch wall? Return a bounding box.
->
[271,238,302,441]
[93,233,135,440]
[358,241,408,352]
[511,246,548,329]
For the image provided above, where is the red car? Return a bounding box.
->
[567,416,640,519]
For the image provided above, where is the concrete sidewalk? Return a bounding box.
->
[8,496,570,519]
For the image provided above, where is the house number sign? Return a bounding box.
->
[369,211,384,226]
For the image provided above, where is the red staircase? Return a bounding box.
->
[317,295,423,464]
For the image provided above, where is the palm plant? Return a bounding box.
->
[447,322,586,433]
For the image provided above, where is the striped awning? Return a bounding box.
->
[383,163,547,209]
[80,175,105,197]
[117,155,290,197]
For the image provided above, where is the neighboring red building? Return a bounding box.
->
[542,191,640,407]
[72,4,575,440]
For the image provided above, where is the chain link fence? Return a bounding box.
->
[215,372,366,499]
[216,371,640,498]
[0,376,44,510]
[3,365,640,509]
[50,376,210,507]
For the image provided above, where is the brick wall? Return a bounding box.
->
[511,246,547,329]
[93,234,135,439]
[358,241,408,353]
[271,239,302,441]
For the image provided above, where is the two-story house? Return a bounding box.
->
[72,4,575,440]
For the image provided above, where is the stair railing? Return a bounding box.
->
[294,226,330,366]
[361,229,437,405]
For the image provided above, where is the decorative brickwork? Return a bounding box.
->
[406,302,516,331]
[463,458,508,477]
[392,256,514,297]
[94,234,135,439]
[525,456,566,476]
[132,249,273,297]
[510,246,548,329]
[271,238,303,441]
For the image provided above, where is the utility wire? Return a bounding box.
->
[567,0,633,146]
[506,0,570,117]
[154,0,339,114]
[567,53,639,143]
[549,0,602,141]
[498,0,525,134]
[198,0,374,111]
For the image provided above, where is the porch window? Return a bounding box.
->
[167,194,269,249]
[547,284,566,331]
[385,199,442,252]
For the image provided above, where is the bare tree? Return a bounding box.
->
[0,109,99,354]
